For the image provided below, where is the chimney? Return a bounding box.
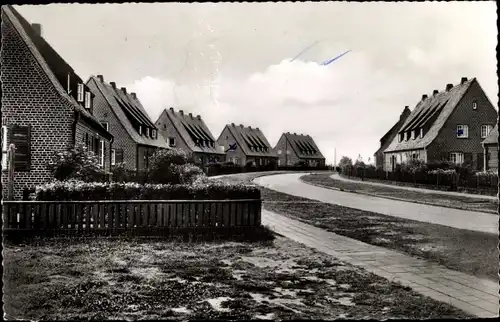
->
[446,83,453,91]
[110,82,116,89]
[169,107,174,111]
[97,75,104,82]
[31,23,42,37]
[256,127,260,130]
[460,77,468,85]
[188,113,193,119]
[196,115,201,120]
[249,126,252,130]
[421,94,428,100]
[433,90,438,96]
[121,87,127,94]
[179,110,184,115]
[293,132,297,135]
[231,123,235,127]
[239,124,243,128]
[130,92,137,99]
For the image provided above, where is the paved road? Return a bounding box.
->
[332,173,498,200]
[263,209,499,318]
[254,173,498,234]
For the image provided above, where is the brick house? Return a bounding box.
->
[482,125,498,171]
[1,5,113,200]
[273,132,325,167]
[86,75,169,172]
[155,108,225,166]
[216,123,278,166]
[383,77,497,172]
[373,106,411,169]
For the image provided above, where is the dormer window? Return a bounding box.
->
[84,92,92,109]
[411,130,416,140]
[152,130,157,139]
[404,132,408,141]
[146,128,150,137]
[139,125,143,135]
[398,133,403,142]
[420,128,424,138]
[77,84,85,102]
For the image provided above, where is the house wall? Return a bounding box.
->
[155,111,192,153]
[484,144,498,171]
[273,135,299,166]
[75,119,111,173]
[216,126,247,165]
[87,78,137,170]
[427,80,498,170]
[1,15,76,199]
[383,149,426,172]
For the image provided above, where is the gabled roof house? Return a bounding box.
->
[1,5,112,199]
[373,106,411,169]
[87,75,168,171]
[482,124,498,171]
[273,132,326,167]
[155,108,225,166]
[382,77,497,172]
[216,123,277,166]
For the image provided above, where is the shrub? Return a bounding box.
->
[427,168,456,176]
[47,142,106,182]
[147,148,204,184]
[35,178,261,201]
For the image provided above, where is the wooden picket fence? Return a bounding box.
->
[2,199,262,237]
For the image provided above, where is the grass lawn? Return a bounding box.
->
[3,236,471,320]
[218,172,499,282]
[301,173,498,214]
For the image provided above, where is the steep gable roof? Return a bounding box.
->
[482,125,498,145]
[157,108,224,155]
[2,5,111,140]
[384,78,475,153]
[226,124,277,157]
[374,106,411,156]
[88,76,168,148]
[281,133,325,159]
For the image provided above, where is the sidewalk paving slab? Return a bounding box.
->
[262,209,499,318]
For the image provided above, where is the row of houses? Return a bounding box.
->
[1,6,325,199]
[374,77,498,172]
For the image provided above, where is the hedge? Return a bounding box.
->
[35,178,261,201]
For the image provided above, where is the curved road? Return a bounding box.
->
[254,173,498,234]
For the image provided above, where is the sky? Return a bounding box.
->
[17,2,498,165]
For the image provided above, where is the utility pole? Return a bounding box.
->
[334,148,336,169]
[285,135,288,167]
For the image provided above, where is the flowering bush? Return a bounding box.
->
[47,143,106,182]
[401,159,427,174]
[35,178,260,201]
[147,148,204,184]
[427,168,457,176]
[474,169,499,177]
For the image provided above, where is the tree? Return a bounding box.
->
[47,142,106,182]
[339,156,353,168]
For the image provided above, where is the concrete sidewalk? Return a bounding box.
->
[255,173,498,234]
[262,209,499,318]
[332,173,497,200]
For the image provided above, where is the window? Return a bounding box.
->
[111,149,116,166]
[404,132,408,141]
[472,101,478,110]
[101,122,109,132]
[77,83,85,102]
[449,152,464,165]
[84,92,92,109]
[398,133,403,142]
[146,128,150,138]
[139,126,142,135]
[2,126,7,170]
[420,128,424,138]
[168,137,176,147]
[99,140,104,167]
[456,125,469,138]
[163,124,166,129]
[481,125,493,138]
[152,130,156,139]
[411,130,416,140]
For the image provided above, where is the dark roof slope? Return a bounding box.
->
[157,108,224,155]
[226,124,277,157]
[88,76,168,148]
[483,125,498,145]
[2,5,111,139]
[374,106,411,156]
[384,78,475,153]
[282,133,325,159]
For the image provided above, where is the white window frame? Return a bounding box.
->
[404,132,409,141]
[2,126,7,170]
[449,152,464,165]
[481,125,493,138]
[111,149,116,166]
[77,83,85,102]
[472,101,478,110]
[152,129,156,139]
[99,140,105,167]
[101,122,109,132]
[146,128,150,138]
[84,91,92,109]
[411,130,416,140]
[419,128,424,138]
[139,125,143,135]
[456,125,469,138]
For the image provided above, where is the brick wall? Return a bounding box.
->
[216,126,248,165]
[87,78,137,170]
[75,120,111,173]
[428,80,498,170]
[1,16,76,199]
[155,110,192,153]
[273,134,300,166]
